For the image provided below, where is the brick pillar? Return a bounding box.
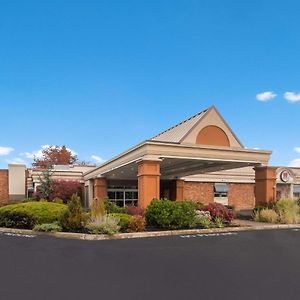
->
[176,179,185,201]
[137,160,161,209]
[255,166,277,206]
[94,178,107,200]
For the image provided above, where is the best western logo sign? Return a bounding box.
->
[280,170,291,183]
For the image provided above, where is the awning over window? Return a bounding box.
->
[214,183,229,193]
[294,185,300,194]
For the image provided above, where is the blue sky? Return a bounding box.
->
[0,0,300,168]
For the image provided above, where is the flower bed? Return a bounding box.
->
[0,196,236,234]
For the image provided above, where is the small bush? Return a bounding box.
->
[275,198,299,224]
[194,202,205,210]
[22,198,38,203]
[52,198,64,204]
[86,214,120,235]
[104,198,126,214]
[59,194,85,231]
[127,215,146,232]
[33,222,62,232]
[110,213,132,231]
[91,198,106,219]
[0,202,67,226]
[126,206,144,216]
[254,209,278,223]
[145,199,196,230]
[205,203,234,223]
[214,217,224,228]
[194,215,212,229]
[0,211,36,229]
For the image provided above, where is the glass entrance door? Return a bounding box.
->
[107,187,138,207]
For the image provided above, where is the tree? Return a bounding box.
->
[35,167,53,200]
[32,145,77,168]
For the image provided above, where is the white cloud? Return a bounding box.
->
[294,147,300,154]
[256,91,277,102]
[284,92,300,103]
[91,155,106,164]
[6,157,27,165]
[21,145,77,159]
[288,158,300,167]
[0,146,14,156]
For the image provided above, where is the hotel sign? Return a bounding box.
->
[280,170,291,183]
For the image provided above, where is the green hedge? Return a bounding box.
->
[0,202,68,229]
[109,213,132,231]
[145,199,196,230]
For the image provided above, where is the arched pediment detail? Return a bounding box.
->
[196,125,230,147]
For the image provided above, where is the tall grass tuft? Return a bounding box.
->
[275,198,300,224]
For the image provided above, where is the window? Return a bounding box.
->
[107,187,138,207]
[294,185,300,200]
[214,183,229,205]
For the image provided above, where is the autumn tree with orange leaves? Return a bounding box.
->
[32,145,77,168]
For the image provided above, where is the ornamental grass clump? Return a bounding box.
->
[253,208,278,223]
[86,197,120,235]
[86,214,120,235]
[275,198,300,224]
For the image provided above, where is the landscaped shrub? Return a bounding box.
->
[126,206,144,216]
[0,202,67,226]
[194,202,205,210]
[59,194,85,231]
[275,198,300,224]
[205,203,234,223]
[52,197,64,204]
[91,197,106,219]
[127,215,146,232]
[49,180,83,202]
[86,214,120,235]
[22,198,38,203]
[193,215,212,229]
[0,211,37,229]
[214,217,224,228]
[33,222,62,232]
[110,213,132,231]
[145,199,196,230]
[104,198,126,214]
[254,208,278,223]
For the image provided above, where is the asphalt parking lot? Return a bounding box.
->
[1,229,300,300]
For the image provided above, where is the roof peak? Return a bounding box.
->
[150,106,214,143]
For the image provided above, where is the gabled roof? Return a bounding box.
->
[151,108,209,143]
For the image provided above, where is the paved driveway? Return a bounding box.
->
[0,229,300,300]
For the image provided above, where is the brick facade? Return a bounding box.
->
[183,181,255,210]
[228,183,255,210]
[183,182,214,205]
[0,170,9,204]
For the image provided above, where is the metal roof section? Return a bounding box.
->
[150,108,209,143]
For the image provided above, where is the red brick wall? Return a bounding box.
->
[0,170,9,204]
[183,182,214,205]
[183,181,255,210]
[228,183,255,210]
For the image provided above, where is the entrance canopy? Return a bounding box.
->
[84,106,272,208]
[84,140,271,181]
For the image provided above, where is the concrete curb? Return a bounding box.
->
[1,223,300,241]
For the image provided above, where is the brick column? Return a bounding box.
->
[175,179,185,201]
[94,177,107,200]
[255,166,277,206]
[137,160,161,209]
